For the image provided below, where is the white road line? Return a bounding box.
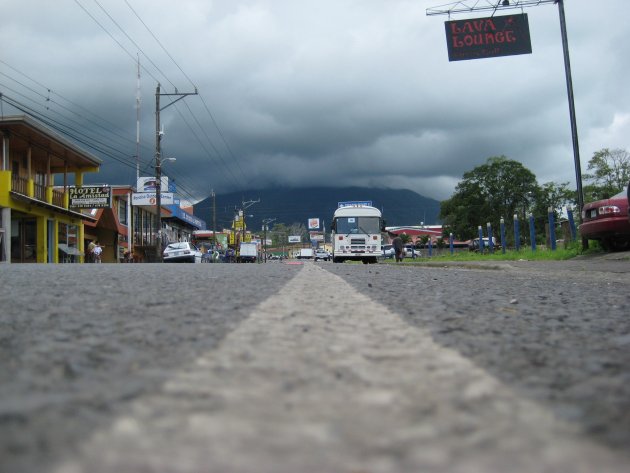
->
[54,264,628,473]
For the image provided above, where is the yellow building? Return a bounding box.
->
[0,115,101,263]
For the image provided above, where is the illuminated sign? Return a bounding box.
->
[308,218,320,230]
[445,14,532,61]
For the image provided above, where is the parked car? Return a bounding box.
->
[314,249,330,261]
[579,189,630,251]
[404,245,418,258]
[381,244,395,258]
[163,241,203,263]
[469,237,498,252]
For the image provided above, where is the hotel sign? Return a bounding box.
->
[68,185,112,209]
[445,14,532,61]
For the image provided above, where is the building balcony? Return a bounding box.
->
[8,173,69,209]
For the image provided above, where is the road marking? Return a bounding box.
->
[54,263,628,473]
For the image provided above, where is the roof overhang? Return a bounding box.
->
[10,191,97,222]
[0,115,102,171]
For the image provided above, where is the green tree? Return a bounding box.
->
[583,148,630,200]
[417,235,429,248]
[270,222,308,246]
[270,223,289,247]
[532,181,576,219]
[440,156,539,240]
[530,181,576,243]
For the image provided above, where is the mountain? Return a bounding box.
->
[192,187,441,231]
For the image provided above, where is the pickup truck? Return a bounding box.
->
[314,249,330,261]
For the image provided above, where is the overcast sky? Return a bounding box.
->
[1,0,628,202]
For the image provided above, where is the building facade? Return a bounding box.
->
[0,116,101,263]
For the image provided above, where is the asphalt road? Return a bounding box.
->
[1,257,629,473]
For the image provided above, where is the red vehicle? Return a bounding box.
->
[579,189,630,251]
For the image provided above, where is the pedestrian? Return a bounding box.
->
[390,232,404,262]
[92,241,103,263]
[87,240,96,263]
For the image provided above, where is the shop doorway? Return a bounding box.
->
[48,220,55,263]
[11,217,37,263]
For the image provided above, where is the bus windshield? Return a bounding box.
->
[335,216,381,235]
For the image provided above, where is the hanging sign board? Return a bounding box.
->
[445,14,532,61]
[68,186,112,209]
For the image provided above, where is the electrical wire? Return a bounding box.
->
[122,0,250,187]
[5,0,253,203]
[95,0,249,192]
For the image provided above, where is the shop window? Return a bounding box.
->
[118,198,128,225]
[58,223,80,263]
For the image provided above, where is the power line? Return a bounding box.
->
[0,60,152,157]
[88,0,249,191]
[121,0,250,188]
[0,76,150,167]
[2,93,138,170]
[123,0,197,90]
[177,100,242,188]
[90,0,177,90]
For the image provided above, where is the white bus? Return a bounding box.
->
[331,202,383,264]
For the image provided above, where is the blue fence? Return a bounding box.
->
[447,207,578,255]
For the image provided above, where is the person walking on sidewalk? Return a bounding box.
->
[92,241,103,263]
[390,232,404,262]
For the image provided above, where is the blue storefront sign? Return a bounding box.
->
[166,205,206,230]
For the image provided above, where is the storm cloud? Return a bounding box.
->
[1,0,628,202]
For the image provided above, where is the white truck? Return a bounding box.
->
[297,248,314,259]
[238,242,258,263]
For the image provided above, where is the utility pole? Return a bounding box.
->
[136,55,141,183]
[154,83,198,262]
[262,218,276,262]
[212,189,217,246]
[557,0,583,214]
[240,198,260,245]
